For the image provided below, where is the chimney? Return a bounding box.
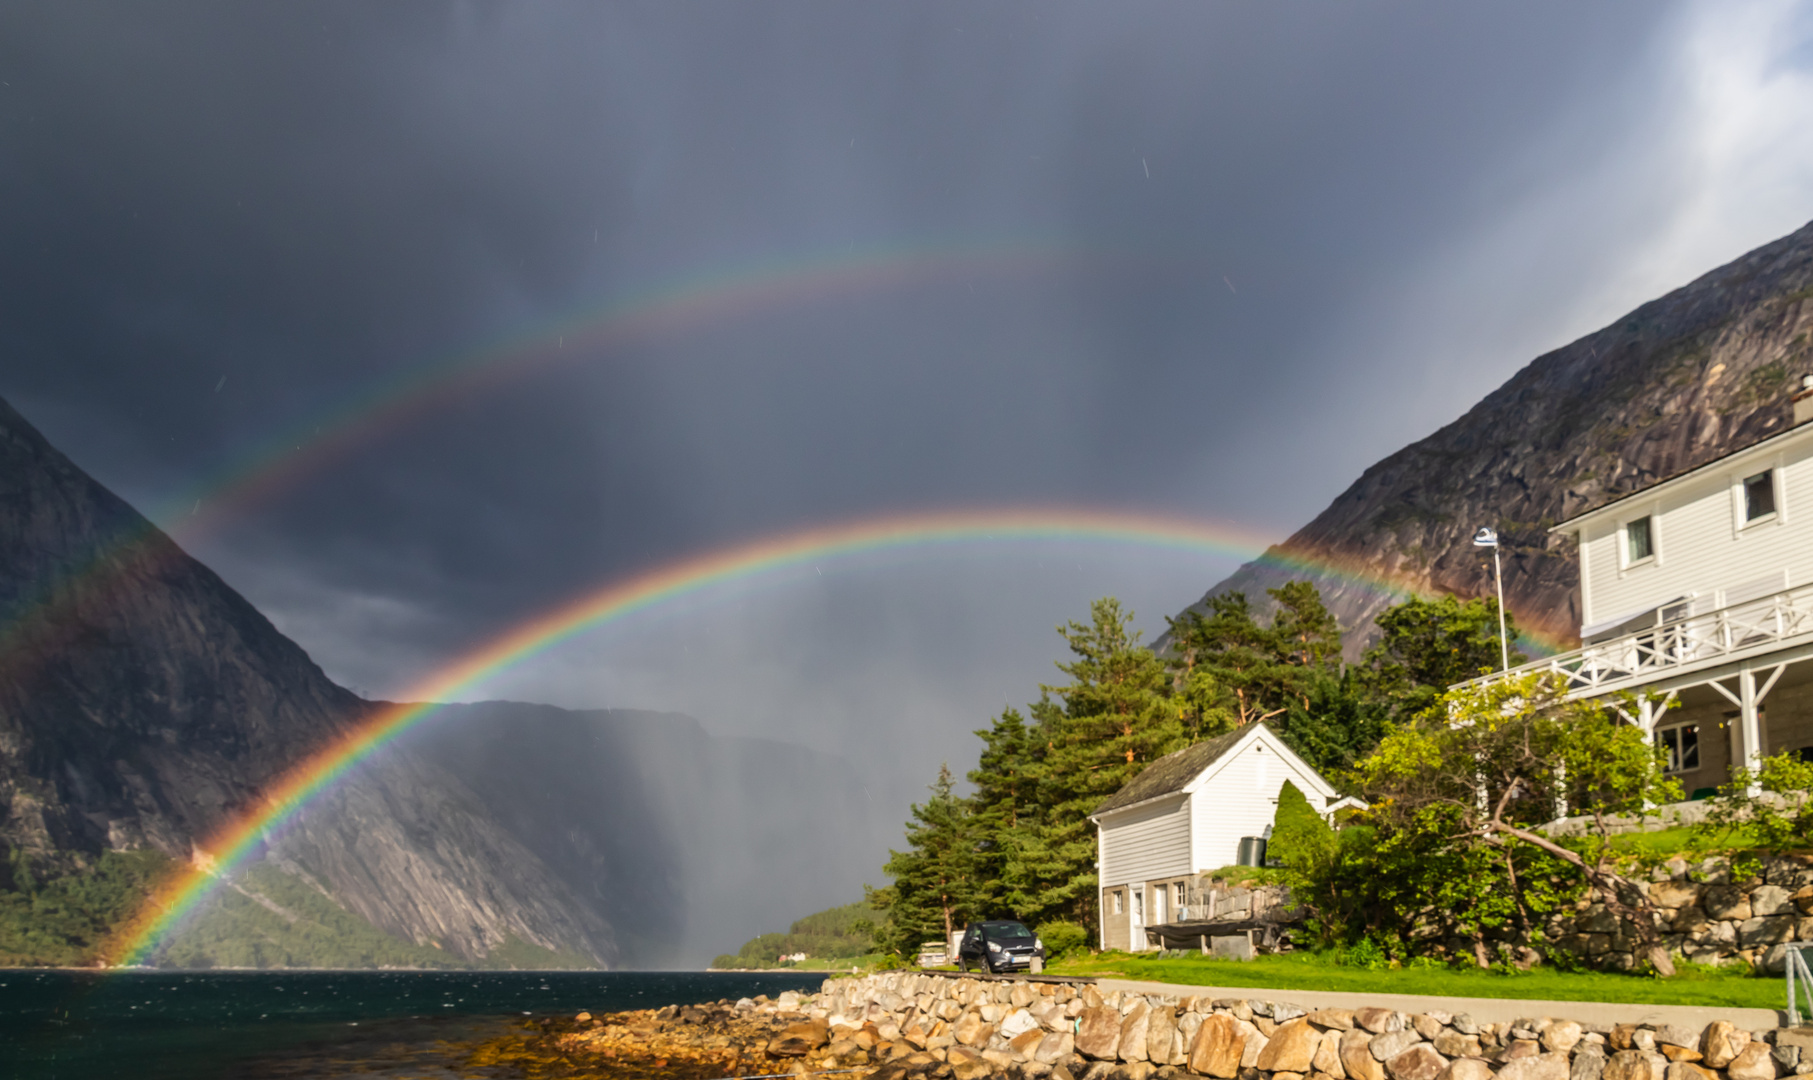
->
[1796,374,1813,426]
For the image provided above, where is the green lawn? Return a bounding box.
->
[1046,951,1788,1010]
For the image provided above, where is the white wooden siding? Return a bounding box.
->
[1187,734,1332,871]
[1098,794,1190,887]
[1578,435,1813,627]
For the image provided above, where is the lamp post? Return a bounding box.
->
[1472,526,1509,672]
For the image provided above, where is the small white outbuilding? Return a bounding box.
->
[1088,723,1343,951]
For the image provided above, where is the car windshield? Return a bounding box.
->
[986,923,1034,939]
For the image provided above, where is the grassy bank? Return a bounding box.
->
[1045,951,1788,1010]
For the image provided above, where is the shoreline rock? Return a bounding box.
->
[477,973,1806,1080]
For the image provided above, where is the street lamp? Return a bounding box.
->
[1472,527,1509,671]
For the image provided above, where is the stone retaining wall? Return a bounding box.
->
[770,972,1809,1080]
[1543,857,1813,973]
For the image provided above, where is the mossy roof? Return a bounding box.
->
[1092,726,1257,816]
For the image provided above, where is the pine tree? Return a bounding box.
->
[1360,595,1526,722]
[1009,598,1182,931]
[966,707,1034,919]
[867,765,977,956]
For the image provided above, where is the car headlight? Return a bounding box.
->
[1035,938,1043,949]
[987,941,1002,953]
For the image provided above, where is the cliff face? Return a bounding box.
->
[0,395,888,967]
[1191,219,1813,654]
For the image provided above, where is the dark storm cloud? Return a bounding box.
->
[5,0,1812,879]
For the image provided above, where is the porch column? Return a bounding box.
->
[1739,666,1763,795]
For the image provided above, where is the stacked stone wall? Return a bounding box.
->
[1542,857,1813,973]
[776,972,1807,1080]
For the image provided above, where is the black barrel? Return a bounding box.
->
[1237,836,1267,866]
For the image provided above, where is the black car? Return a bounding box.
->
[956,920,1045,974]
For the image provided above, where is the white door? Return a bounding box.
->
[1130,886,1144,950]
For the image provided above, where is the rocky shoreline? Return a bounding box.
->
[464,972,1813,1080]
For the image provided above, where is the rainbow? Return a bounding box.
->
[157,239,1167,544]
[2,240,1166,657]
[110,507,1556,967]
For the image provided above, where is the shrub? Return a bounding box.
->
[1035,920,1088,960]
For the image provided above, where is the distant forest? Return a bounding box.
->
[710,900,878,969]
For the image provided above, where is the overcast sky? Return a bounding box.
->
[5,1,1813,824]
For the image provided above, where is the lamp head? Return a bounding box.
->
[1472,527,1499,548]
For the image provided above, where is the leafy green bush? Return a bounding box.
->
[1035,920,1088,959]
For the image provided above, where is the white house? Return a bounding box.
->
[1087,723,1343,952]
[1460,380,1813,797]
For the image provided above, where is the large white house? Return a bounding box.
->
[1088,724,1343,952]
[1462,382,1813,796]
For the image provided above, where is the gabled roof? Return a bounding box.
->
[1091,726,1252,816]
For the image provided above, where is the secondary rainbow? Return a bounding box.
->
[109,507,1529,966]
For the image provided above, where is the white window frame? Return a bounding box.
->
[1732,456,1787,537]
[1618,504,1661,574]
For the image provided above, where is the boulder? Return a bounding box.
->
[1356,1009,1402,1035]
[1385,1045,1449,1080]
[1412,1016,1446,1040]
[1665,1065,1719,1080]
[1002,1009,1041,1039]
[1313,1028,1349,1079]
[1077,1006,1123,1060]
[1603,1050,1668,1080]
[1240,1021,1269,1069]
[1727,1042,1780,1080]
[1311,1010,1358,1031]
[1753,885,1794,916]
[1120,1001,1152,1063]
[1572,1045,1607,1080]
[1187,1013,1246,1078]
[1439,1060,1495,1080]
[1257,1019,1320,1074]
[1650,881,1702,908]
[1371,1030,1425,1062]
[953,1059,993,1080]
[1703,1023,1751,1068]
[953,1011,992,1048]
[768,1020,833,1057]
[1497,1054,1571,1080]
[1703,885,1753,921]
[1012,1029,1048,1060]
[1341,1028,1388,1080]
[1433,1033,1481,1058]
[1147,1008,1179,1065]
[1036,1033,1076,1065]
[1544,1022,1585,1054]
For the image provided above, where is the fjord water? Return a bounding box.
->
[2,969,826,1079]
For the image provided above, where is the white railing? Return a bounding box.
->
[1456,582,1813,697]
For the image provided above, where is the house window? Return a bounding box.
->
[1626,517,1653,562]
[1154,885,1167,922]
[1657,723,1700,773]
[1745,471,1776,521]
[1111,890,1123,915]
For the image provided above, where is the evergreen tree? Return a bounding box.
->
[1276,666,1392,779]
[1360,594,1525,722]
[1010,598,1181,931]
[966,707,1035,919]
[867,765,978,957]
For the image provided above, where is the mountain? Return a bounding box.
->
[1187,219,1813,653]
[0,394,887,967]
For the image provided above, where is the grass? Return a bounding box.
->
[1045,951,1787,1010]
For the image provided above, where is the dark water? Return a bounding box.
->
[1,969,827,1080]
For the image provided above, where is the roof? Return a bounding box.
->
[1091,726,1253,816]
[1551,417,1813,532]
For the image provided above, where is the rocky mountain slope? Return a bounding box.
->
[1188,218,1813,654]
[0,395,885,967]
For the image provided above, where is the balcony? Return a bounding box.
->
[1455,582,1813,698]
